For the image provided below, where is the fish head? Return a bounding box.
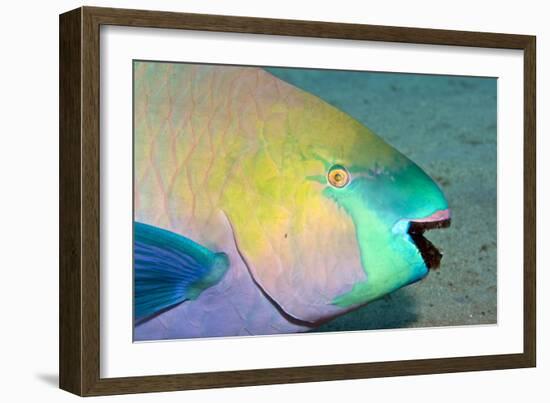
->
[318,127,451,308]
[224,72,450,325]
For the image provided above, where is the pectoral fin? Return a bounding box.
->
[134,221,229,322]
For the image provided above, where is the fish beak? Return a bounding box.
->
[394,209,451,270]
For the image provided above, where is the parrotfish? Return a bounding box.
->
[133,62,450,340]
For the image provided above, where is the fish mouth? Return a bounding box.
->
[406,209,451,270]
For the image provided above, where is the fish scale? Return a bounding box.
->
[134,64,324,339]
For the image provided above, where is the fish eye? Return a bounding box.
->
[327,165,350,188]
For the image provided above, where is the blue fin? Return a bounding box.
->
[134,221,229,321]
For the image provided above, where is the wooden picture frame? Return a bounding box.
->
[59,6,536,396]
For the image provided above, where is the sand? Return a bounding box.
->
[267,67,498,331]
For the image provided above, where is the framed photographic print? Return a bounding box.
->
[59,6,536,396]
